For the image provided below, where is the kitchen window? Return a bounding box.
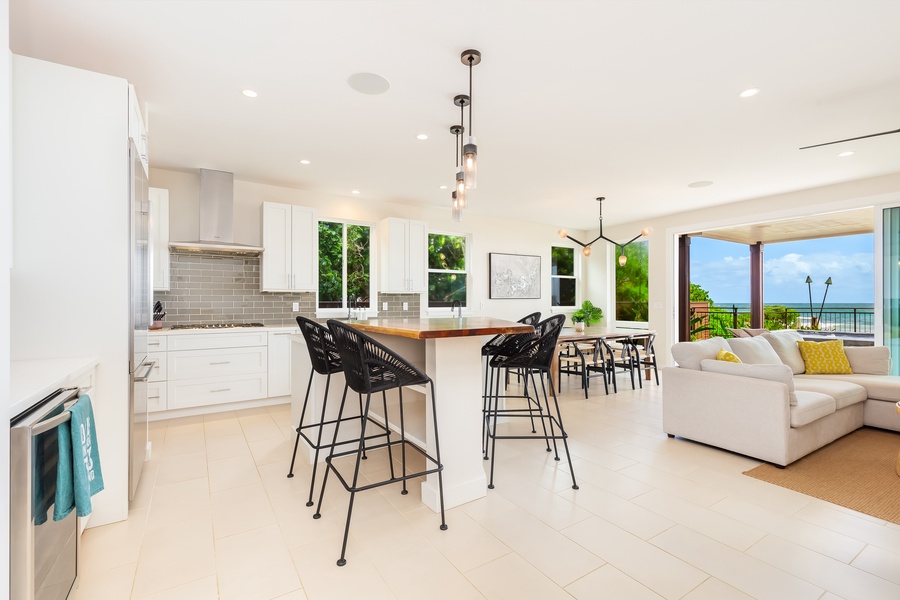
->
[551,246,577,307]
[428,232,468,308]
[615,239,649,323]
[318,220,373,311]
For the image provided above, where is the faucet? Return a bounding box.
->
[451,300,462,319]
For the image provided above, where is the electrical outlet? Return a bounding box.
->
[402,302,409,310]
[382,302,388,311]
[292,302,299,311]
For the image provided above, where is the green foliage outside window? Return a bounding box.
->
[428,233,466,307]
[551,246,576,306]
[318,221,370,309]
[615,241,649,321]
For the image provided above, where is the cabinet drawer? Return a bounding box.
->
[148,335,168,352]
[168,347,267,380]
[168,331,268,351]
[148,352,167,382]
[147,383,167,412]
[167,374,268,410]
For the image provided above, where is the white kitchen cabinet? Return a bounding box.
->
[260,202,318,292]
[165,331,268,410]
[378,218,427,293]
[267,331,293,397]
[128,84,148,174]
[149,187,170,291]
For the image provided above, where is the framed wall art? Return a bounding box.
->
[489,253,541,299]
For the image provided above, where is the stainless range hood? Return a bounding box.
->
[169,169,264,254]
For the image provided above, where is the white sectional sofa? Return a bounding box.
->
[662,331,900,466]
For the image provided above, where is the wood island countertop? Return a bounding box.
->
[346,317,533,340]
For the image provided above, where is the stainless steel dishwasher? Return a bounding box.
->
[10,386,91,600]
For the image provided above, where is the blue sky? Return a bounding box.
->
[690,234,875,305]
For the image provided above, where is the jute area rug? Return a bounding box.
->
[743,427,900,525]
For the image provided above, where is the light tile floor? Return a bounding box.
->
[72,375,900,599]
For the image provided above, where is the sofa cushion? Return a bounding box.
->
[799,373,900,403]
[700,359,797,405]
[760,330,806,374]
[792,378,868,410]
[743,328,769,337]
[671,337,731,370]
[844,346,891,375]
[716,348,742,363]
[790,391,836,427]
[727,336,783,365]
[797,340,853,375]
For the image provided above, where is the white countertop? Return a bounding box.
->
[10,356,100,420]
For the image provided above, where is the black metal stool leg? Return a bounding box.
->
[427,380,448,530]
[288,370,316,479]
[304,372,334,506]
[548,374,579,490]
[335,391,374,567]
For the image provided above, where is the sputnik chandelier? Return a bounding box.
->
[449,49,481,220]
[557,197,652,266]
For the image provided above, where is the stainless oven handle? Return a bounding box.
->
[134,360,157,383]
[30,386,93,436]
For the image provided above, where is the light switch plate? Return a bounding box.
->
[403,302,409,310]
[382,302,388,310]
[292,302,299,311]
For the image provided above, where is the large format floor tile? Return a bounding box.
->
[72,377,900,599]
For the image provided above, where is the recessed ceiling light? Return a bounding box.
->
[688,180,714,188]
[242,89,258,98]
[838,151,855,157]
[439,185,448,190]
[739,88,760,98]
[351,190,360,195]
[347,72,391,95]
[299,159,310,165]
[417,134,428,140]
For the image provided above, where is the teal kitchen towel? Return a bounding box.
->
[54,394,104,520]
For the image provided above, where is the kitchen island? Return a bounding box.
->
[295,316,533,511]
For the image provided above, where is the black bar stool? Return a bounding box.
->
[484,314,578,490]
[287,316,392,508]
[314,320,447,566]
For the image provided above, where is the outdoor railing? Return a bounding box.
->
[691,305,875,335]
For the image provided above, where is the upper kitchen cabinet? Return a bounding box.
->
[379,218,427,293]
[260,202,318,292]
[128,84,148,175]
[150,187,170,291]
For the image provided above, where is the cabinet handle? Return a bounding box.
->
[149,395,160,400]
[149,341,160,347]
[210,388,231,393]
[209,361,231,365]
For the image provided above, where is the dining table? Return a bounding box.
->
[552,327,657,383]
[341,316,534,511]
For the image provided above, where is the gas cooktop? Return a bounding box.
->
[169,322,266,330]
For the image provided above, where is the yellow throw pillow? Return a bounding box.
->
[716,349,742,363]
[796,340,853,375]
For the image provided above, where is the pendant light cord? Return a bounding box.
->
[468,58,474,138]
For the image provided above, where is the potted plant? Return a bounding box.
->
[571,300,603,332]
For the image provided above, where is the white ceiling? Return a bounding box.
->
[11,0,900,230]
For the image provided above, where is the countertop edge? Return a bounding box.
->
[10,356,101,421]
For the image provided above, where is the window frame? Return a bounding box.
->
[426,230,471,312]
[316,217,375,318]
[550,245,578,308]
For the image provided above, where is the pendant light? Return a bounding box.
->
[557,197,652,267]
[450,124,464,221]
[460,49,481,190]
[453,95,469,209]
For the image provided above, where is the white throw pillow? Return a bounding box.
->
[726,336,783,365]
[760,331,805,374]
[700,359,798,405]
[844,346,892,375]
[670,337,731,371]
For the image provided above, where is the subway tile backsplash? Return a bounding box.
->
[154,250,419,326]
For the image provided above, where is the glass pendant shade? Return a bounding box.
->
[618,254,627,267]
[463,137,477,189]
[456,167,467,208]
[557,229,568,239]
[451,192,462,222]
[582,245,592,257]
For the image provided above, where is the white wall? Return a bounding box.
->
[1,0,12,591]
[151,168,597,324]
[11,56,130,526]
[605,172,900,363]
